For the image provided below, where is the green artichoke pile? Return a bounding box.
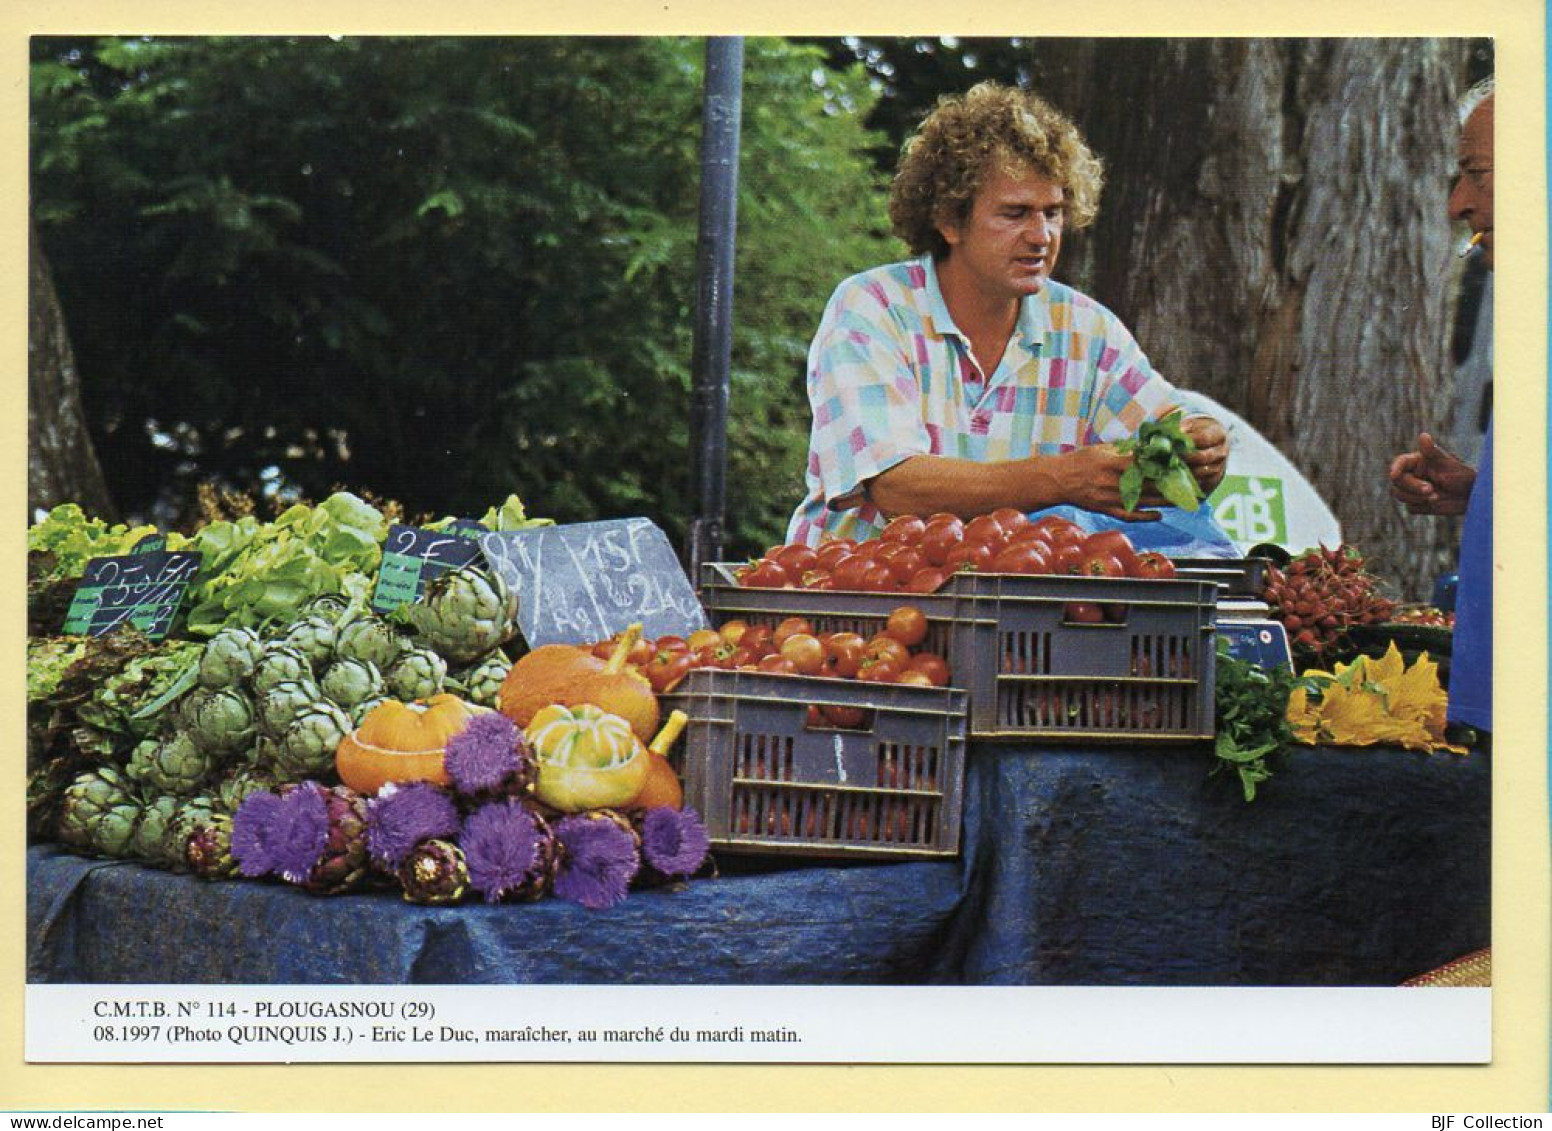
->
[29,493,538,878]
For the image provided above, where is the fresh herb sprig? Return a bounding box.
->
[1212,639,1310,802]
[1116,410,1204,512]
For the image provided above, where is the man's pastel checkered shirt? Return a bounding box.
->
[786,255,1181,545]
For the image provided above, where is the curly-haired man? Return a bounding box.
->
[787,82,1228,544]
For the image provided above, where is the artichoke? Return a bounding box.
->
[335,615,403,670]
[129,794,183,869]
[280,614,337,669]
[251,643,314,695]
[301,593,353,625]
[318,658,384,710]
[452,650,512,710]
[397,838,469,905]
[217,767,282,813]
[126,732,218,796]
[170,795,220,855]
[257,679,325,738]
[402,566,518,666]
[88,794,148,859]
[186,813,239,879]
[279,782,372,895]
[179,686,257,757]
[274,701,354,779]
[349,695,391,727]
[57,767,135,850]
[197,626,265,689]
[385,645,447,701]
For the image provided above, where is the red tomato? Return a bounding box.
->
[824,632,866,678]
[741,559,791,588]
[773,617,815,647]
[904,567,950,594]
[990,507,1031,533]
[800,568,832,590]
[815,540,856,571]
[880,515,927,544]
[717,620,748,646]
[988,543,1052,575]
[645,651,694,692]
[944,542,994,572]
[1077,550,1126,579]
[863,634,912,670]
[858,658,903,684]
[895,670,937,687]
[654,635,690,656]
[1082,530,1140,575]
[1064,602,1106,624]
[907,651,951,687]
[963,514,1008,550]
[1132,551,1177,580]
[820,704,868,728]
[687,628,721,652]
[1049,543,1084,574]
[885,605,929,647]
[772,544,819,576]
[920,517,966,566]
[860,564,899,592]
[885,548,927,585]
[757,654,798,675]
[740,624,776,658]
[779,633,826,675]
[1032,517,1085,548]
[1009,523,1053,547]
[831,555,870,591]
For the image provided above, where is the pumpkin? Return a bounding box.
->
[626,708,690,810]
[548,624,660,742]
[525,703,648,812]
[498,644,605,728]
[335,693,489,795]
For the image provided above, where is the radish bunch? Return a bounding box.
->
[1262,546,1396,662]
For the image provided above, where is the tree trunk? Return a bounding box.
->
[1029,38,1465,598]
[29,218,114,521]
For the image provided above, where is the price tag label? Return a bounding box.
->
[371,522,487,615]
[61,543,202,640]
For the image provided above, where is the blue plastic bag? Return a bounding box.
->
[1027,502,1240,559]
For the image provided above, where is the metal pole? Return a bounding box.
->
[686,36,743,582]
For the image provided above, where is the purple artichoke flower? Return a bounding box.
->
[639,806,712,877]
[366,782,461,870]
[231,789,326,881]
[461,800,547,903]
[444,711,533,799]
[553,812,640,911]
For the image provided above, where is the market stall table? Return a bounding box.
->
[27,742,1488,986]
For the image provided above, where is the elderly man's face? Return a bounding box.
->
[1449,95,1494,268]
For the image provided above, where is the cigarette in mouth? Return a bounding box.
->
[1458,231,1485,258]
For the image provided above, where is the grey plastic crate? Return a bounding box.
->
[944,572,1219,741]
[699,562,965,672]
[1171,557,1272,599]
[663,667,968,861]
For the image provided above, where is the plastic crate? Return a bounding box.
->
[663,667,968,861]
[1170,557,1272,599]
[699,562,965,669]
[944,572,1219,742]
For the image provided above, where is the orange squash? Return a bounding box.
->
[549,625,660,742]
[498,644,604,728]
[336,694,489,795]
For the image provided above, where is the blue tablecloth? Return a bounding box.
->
[27,743,1489,985]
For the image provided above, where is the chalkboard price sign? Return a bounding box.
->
[480,518,706,646]
[61,547,203,639]
[371,522,488,614]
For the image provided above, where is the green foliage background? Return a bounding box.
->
[31,36,896,556]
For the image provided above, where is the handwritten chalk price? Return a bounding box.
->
[480,518,706,646]
[371,523,488,615]
[61,542,203,640]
